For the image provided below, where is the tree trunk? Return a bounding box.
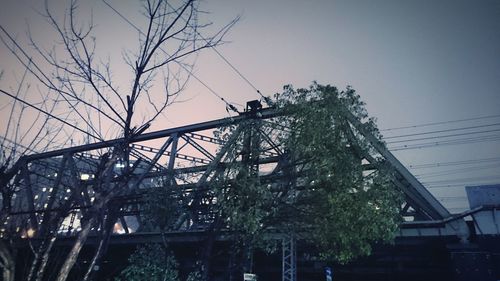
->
[200,232,215,281]
[82,214,115,281]
[200,216,223,281]
[29,190,76,281]
[226,242,238,281]
[27,232,56,281]
[55,216,97,281]
[0,240,15,281]
[34,236,57,281]
[242,242,253,273]
[26,241,43,281]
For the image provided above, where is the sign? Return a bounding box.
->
[243,273,257,281]
[325,267,333,281]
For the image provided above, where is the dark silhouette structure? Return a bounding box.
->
[1,101,499,281]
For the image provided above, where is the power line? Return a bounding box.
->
[427,181,500,189]
[381,114,500,132]
[415,163,500,179]
[101,0,242,114]
[162,1,270,104]
[388,134,500,151]
[427,185,468,189]
[422,175,500,186]
[0,89,102,141]
[408,156,500,169]
[437,197,468,202]
[383,122,500,139]
[0,135,38,154]
[209,45,267,101]
[0,24,125,128]
[385,128,500,144]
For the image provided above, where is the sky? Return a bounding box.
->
[1,0,499,213]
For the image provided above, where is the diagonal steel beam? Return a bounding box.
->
[181,135,215,161]
[341,108,451,220]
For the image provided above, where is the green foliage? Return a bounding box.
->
[186,268,202,281]
[141,182,184,232]
[139,82,402,266]
[208,83,402,263]
[115,244,179,281]
[208,121,278,252]
[215,164,271,236]
[271,82,402,262]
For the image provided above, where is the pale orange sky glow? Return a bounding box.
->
[1,0,500,212]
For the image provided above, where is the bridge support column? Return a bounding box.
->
[282,234,296,281]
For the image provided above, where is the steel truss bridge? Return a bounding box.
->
[1,100,499,281]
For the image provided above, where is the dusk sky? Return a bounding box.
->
[1,0,499,212]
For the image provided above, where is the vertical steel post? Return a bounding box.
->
[282,234,297,281]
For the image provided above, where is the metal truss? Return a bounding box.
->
[282,234,297,281]
[0,100,470,276]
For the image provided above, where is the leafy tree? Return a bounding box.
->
[115,243,203,281]
[125,82,402,278]
[270,83,402,262]
[212,83,403,263]
[115,244,179,281]
[142,183,185,232]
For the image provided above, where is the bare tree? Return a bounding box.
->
[0,0,237,280]
[0,68,70,281]
[29,0,235,141]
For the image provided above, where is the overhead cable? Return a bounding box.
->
[385,128,500,144]
[415,163,499,179]
[0,25,125,127]
[388,134,500,151]
[383,122,500,139]
[0,89,103,141]
[162,1,271,105]
[0,135,38,154]
[101,0,241,114]
[422,175,500,185]
[381,114,500,132]
[408,156,500,169]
